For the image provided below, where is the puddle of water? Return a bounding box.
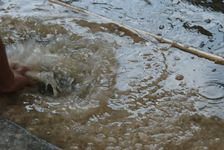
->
[0,0,224,149]
[72,0,224,54]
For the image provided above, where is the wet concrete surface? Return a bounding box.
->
[0,0,224,149]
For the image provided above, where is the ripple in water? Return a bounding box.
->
[199,81,224,101]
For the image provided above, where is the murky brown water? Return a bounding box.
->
[0,0,224,149]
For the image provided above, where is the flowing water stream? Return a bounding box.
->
[0,0,224,149]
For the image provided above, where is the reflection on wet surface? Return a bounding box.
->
[185,0,224,13]
[0,0,224,149]
[183,22,213,37]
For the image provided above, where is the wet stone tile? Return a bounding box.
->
[0,118,61,150]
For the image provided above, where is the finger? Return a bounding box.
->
[10,63,30,75]
[27,78,36,86]
[16,66,30,75]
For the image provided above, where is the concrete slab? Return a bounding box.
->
[0,118,61,150]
